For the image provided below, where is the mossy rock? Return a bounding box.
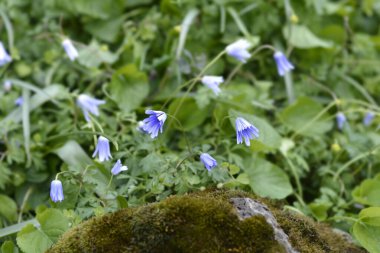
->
[47,190,365,253]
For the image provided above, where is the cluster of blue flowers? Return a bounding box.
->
[1,37,295,202]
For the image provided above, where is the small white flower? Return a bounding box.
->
[62,38,79,61]
[0,42,12,66]
[76,94,105,122]
[201,76,224,95]
[3,80,12,91]
[111,159,128,175]
[225,39,251,63]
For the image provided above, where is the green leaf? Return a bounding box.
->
[353,207,380,253]
[229,109,282,152]
[17,224,52,253]
[78,41,118,68]
[37,209,69,242]
[85,16,124,43]
[48,0,126,19]
[236,173,250,185]
[54,140,93,169]
[1,240,18,253]
[352,177,380,206]
[168,98,209,131]
[309,202,332,221]
[243,157,293,199]
[1,84,67,127]
[16,209,69,253]
[109,64,149,113]
[278,97,333,137]
[0,195,17,222]
[283,25,333,49]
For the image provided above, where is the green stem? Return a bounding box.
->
[166,114,192,154]
[291,101,336,139]
[282,153,303,199]
[168,50,226,125]
[333,145,380,181]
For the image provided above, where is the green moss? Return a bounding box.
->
[47,190,365,253]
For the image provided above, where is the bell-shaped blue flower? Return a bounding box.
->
[93,136,112,162]
[200,153,217,171]
[201,76,224,95]
[15,97,23,106]
[273,51,294,76]
[142,110,167,138]
[77,94,105,122]
[3,80,11,91]
[363,112,375,126]
[336,112,346,130]
[225,39,251,63]
[111,159,128,175]
[235,117,259,146]
[62,38,79,61]
[0,42,12,66]
[50,179,64,202]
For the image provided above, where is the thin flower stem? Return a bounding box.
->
[107,175,114,188]
[327,216,358,223]
[174,153,196,170]
[290,101,337,140]
[160,78,197,110]
[166,114,192,154]
[333,144,380,181]
[55,171,75,180]
[282,153,303,199]
[169,50,226,119]
[45,131,115,143]
[224,44,276,86]
[18,187,34,223]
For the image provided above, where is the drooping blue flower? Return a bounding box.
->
[92,136,112,162]
[50,179,64,202]
[225,39,251,63]
[77,94,105,122]
[62,38,79,61]
[0,42,12,66]
[111,159,128,175]
[15,97,23,106]
[235,117,259,146]
[200,153,217,171]
[273,51,294,76]
[336,112,346,130]
[363,112,375,126]
[3,80,11,91]
[142,110,167,138]
[201,76,224,95]
[136,121,148,133]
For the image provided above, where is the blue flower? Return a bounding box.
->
[15,97,23,106]
[273,51,294,76]
[111,159,128,175]
[92,136,112,162]
[336,112,346,130]
[142,110,167,138]
[0,42,12,66]
[62,38,79,61]
[225,39,251,63]
[201,76,224,95]
[77,94,105,122]
[235,117,259,146]
[200,153,217,171]
[363,112,375,126]
[50,179,64,202]
[3,80,11,91]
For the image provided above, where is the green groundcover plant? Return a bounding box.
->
[0,0,380,252]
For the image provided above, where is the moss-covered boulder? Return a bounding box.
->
[47,190,365,253]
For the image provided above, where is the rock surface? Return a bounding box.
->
[47,190,366,253]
